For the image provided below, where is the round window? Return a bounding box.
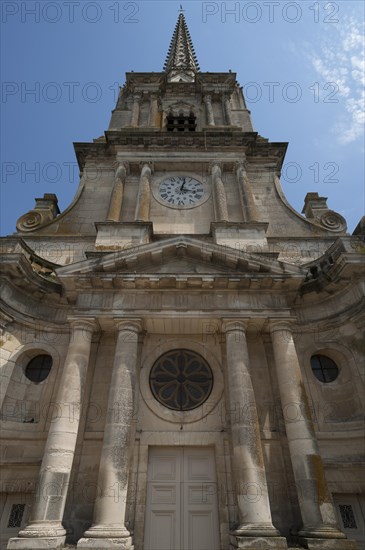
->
[149,350,213,411]
[310,354,339,383]
[25,355,53,383]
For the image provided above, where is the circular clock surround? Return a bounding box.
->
[153,175,209,209]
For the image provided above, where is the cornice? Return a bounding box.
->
[299,236,365,298]
[0,252,61,295]
[74,131,288,172]
[55,236,304,302]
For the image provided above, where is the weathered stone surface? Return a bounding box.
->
[77,537,133,549]
[1,9,363,550]
[7,536,66,549]
[298,537,358,549]
[231,535,288,549]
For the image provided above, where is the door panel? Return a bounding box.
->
[186,511,217,550]
[148,510,178,550]
[144,449,181,550]
[144,447,220,550]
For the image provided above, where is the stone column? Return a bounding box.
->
[148,94,159,126]
[107,162,129,222]
[270,322,347,545]
[134,162,152,222]
[223,321,284,548]
[130,94,141,127]
[204,94,215,126]
[224,95,233,125]
[236,159,258,222]
[8,319,97,550]
[211,162,229,222]
[78,320,142,549]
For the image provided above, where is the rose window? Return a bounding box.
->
[149,350,213,411]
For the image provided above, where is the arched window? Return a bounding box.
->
[150,350,213,411]
[25,355,53,384]
[310,354,339,383]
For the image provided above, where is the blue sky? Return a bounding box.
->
[1,0,364,235]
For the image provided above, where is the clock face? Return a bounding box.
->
[158,176,206,208]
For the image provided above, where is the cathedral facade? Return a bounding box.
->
[1,12,364,550]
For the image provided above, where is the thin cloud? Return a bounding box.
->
[309,16,364,144]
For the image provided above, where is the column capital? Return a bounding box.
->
[210,160,222,173]
[222,319,250,335]
[114,318,143,335]
[269,318,296,335]
[67,317,98,333]
[204,93,212,102]
[114,160,129,176]
[236,158,248,172]
[132,93,141,102]
[139,161,154,175]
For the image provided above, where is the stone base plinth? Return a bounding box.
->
[211,222,269,254]
[95,221,153,252]
[7,536,66,549]
[298,537,358,549]
[230,535,288,549]
[77,537,133,549]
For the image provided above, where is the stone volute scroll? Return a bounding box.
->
[135,162,153,222]
[236,158,258,222]
[16,193,60,232]
[211,161,229,222]
[269,321,352,548]
[302,193,347,233]
[107,162,129,222]
[204,94,215,126]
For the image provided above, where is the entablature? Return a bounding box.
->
[74,131,287,172]
[300,236,365,296]
[0,238,61,294]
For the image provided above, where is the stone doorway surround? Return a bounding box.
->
[131,435,231,550]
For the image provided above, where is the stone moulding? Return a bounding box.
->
[73,131,288,173]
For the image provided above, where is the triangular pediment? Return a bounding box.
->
[138,256,231,275]
[56,236,304,279]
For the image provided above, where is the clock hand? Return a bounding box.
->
[180,177,186,192]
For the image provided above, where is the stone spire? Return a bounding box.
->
[163,10,200,82]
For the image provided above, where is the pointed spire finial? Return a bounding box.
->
[163,10,200,74]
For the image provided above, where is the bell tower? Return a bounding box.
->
[87,9,279,257]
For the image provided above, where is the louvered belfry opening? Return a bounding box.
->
[166,111,197,132]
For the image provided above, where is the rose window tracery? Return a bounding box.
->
[149,350,213,411]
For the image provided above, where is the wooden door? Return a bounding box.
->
[144,447,220,550]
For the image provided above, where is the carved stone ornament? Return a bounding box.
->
[16,194,59,232]
[319,210,347,232]
[16,210,45,232]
